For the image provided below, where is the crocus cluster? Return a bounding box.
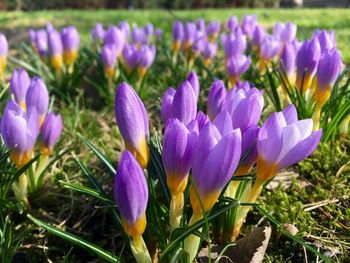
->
[172,19,220,67]
[28,23,80,72]
[93,22,158,82]
[0,32,8,79]
[1,68,63,201]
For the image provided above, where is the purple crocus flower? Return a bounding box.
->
[114,151,148,237]
[280,22,297,43]
[144,23,154,38]
[256,104,322,184]
[241,15,258,38]
[236,125,259,175]
[223,33,247,58]
[155,28,162,39]
[163,119,198,195]
[171,81,197,126]
[10,68,30,108]
[28,29,36,45]
[196,18,206,33]
[279,42,297,84]
[226,54,251,86]
[46,22,55,33]
[252,26,266,47]
[314,29,336,52]
[115,82,149,168]
[131,27,147,46]
[40,112,63,155]
[314,48,342,107]
[104,26,125,56]
[191,36,206,57]
[35,29,48,57]
[183,22,197,50]
[1,100,39,167]
[260,37,281,61]
[186,71,200,100]
[207,80,226,120]
[296,37,321,94]
[61,26,80,66]
[206,21,220,41]
[222,87,264,132]
[161,87,176,123]
[235,80,254,91]
[137,44,156,79]
[227,16,239,32]
[101,44,117,78]
[26,77,49,127]
[272,22,284,40]
[173,20,184,52]
[48,30,63,70]
[122,45,139,74]
[118,21,130,39]
[190,122,242,213]
[91,23,105,44]
[195,111,210,130]
[202,42,218,64]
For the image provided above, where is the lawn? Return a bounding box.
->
[1,8,349,263]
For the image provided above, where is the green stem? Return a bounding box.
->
[130,235,152,263]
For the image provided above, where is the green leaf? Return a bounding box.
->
[27,214,120,263]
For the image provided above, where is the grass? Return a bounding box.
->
[1,8,350,263]
[2,8,350,62]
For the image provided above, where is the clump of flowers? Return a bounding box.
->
[1,68,63,203]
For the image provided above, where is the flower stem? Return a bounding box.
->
[130,235,152,263]
[184,212,203,262]
[169,192,184,231]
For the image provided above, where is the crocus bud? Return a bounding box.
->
[206,21,220,41]
[122,45,139,74]
[138,44,156,80]
[202,42,218,66]
[163,119,198,196]
[114,151,148,238]
[241,15,257,38]
[173,20,184,52]
[252,26,266,47]
[0,33,8,76]
[155,28,162,39]
[161,87,176,123]
[279,42,297,85]
[101,44,117,79]
[273,22,284,40]
[313,29,336,52]
[196,18,206,33]
[118,21,130,39]
[226,54,251,86]
[26,77,49,127]
[236,125,259,175]
[186,71,200,100]
[61,26,80,66]
[314,48,342,107]
[190,122,241,214]
[223,33,247,59]
[10,68,30,109]
[104,25,125,56]
[207,80,226,120]
[115,82,149,168]
[296,37,321,94]
[48,30,63,71]
[144,23,154,38]
[257,104,322,184]
[172,81,197,126]
[40,112,63,156]
[183,22,197,51]
[280,22,297,43]
[227,16,238,32]
[28,29,36,45]
[1,100,39,167]
[223,87,264,131]
[35,29,48,57]
[131,27,147,47]
[46,22,55,33]
[91,23,105,44]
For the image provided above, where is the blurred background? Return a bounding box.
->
[0,0,349,10]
